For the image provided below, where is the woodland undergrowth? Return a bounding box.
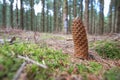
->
[0,37,120,80]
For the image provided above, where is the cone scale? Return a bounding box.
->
[72,17,88,59]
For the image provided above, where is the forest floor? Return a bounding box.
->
[0,28,120,80]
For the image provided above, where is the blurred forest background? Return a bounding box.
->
[0,0,120,34]
[0,0,120,80]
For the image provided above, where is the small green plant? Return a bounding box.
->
[67,62,102,75]
[67,65,74,74]
[90,41,120,59]
[77,64,89,74]
[0,52,22,79]
[88,62,102,74]
[104,67,120,80]
[76,62,102,74]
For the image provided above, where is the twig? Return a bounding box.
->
[66,38,73,41]
[18,55,48,69]
[13,62,26,80]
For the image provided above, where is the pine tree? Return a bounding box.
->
[113,0,117,33]
[41,0,45,32]
[116,0,120,33]
[68,0,72,33]
[89,0,93,34]
[20,0,24,29]
[63,0,68,34]
[10,0,14,28]
[16,0,19,28]
[108,0,112,33]
[73,0,77,18]
[84,0,89,32]
[80,0,83,20]
[99,0,104,34]
[30,0,34,30]
[2,0,6,28]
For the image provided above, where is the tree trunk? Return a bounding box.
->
[41,0,45,32]
[73,0,77,18]
[90,0,93,34]
[113,0,117,33]
[59,0,63,32]
[25,11,28,30]
[116,0,120,33]
[2,0,6,28]
[109,0,112,33]
[10,0,14,28]
[16,0,18,28]
[30,0,34,31]
[56,1,59,32]
[53,0,59,32]
[80,0,83,20]
[54,0,56,32]
[63,0,68,34]
[20,0,24,30]
[57,0,62,32]
[46,2,49,32]
[68,0,72,33]
[49,15,52,32]
[93,9,96,34]
[84,0,89,32]
[99,0,104,34]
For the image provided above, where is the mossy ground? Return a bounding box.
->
[0,32,120,80]
[89,40,120,59]
[0,41,104,80]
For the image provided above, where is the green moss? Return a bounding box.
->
[0,42,69,80]
[76,62,102,74]
[67,62,102,76]
[0,41,105,80]
[104,67,120,80]
[89,41,120,59]
[88,62,102,74]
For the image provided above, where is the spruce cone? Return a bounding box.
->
[72,17,88,59]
